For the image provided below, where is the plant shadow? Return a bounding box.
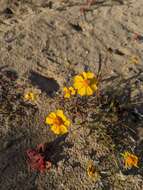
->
[0,68,40,189]
[88,70,143,175]
[29,71,60,97]
[44,134,73,165]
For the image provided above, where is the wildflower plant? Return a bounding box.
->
[45,110,70,135]
[26,144,51,173]
[23,67,142,184]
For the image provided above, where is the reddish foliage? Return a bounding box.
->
[26,144,51,173]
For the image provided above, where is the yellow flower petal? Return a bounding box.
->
[69,87,76,95]
[82,72,88,79]
[78,87,86,96]
[63,87,75,98]
[82,72,94,79]
[86,86,93,96]
[63,88,71,98]
[51,125,60,135]
[63,87,68,93]
[56,110,66,120]
[74,82,83,89]
[86,72,95,79]
[64,119,70,127]
[56,110,64,115]
[45,112,57,124]
[63,87,68,91]
[74,75,84,83]
[91,83,98,91]
[64,93,71,98]
[45,117,52,125]
[59,125,68,134]
[49,112,57,118]
[50,124,68,135]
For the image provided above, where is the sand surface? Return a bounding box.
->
[0,1,143,189]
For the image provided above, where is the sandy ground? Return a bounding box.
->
[0,0,143,189]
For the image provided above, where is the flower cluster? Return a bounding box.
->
[63,86,76,98]
[24,70,141,176]
[63,71,98,98]
[45,71,98,135]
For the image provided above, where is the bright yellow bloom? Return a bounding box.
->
[24,92,36,102]
[121,151,139,169]
[73,72,98,96]
[63,86,76,98]
[45,110,70,135]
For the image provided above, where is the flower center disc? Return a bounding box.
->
[83,79,90,87]
[127,156,136,164]
[54,117,64,126]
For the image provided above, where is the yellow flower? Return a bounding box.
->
[23,88,41,103]
[87,161,100,181]
[24,92,36,102]
[73,72,98,96]
[45,110,70,135]
[121,151,139,169]
[63,86,76,98]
